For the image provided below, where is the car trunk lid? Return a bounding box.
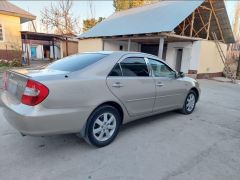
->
[2,68,68,103]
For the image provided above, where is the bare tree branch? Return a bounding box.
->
[40,0,80,35]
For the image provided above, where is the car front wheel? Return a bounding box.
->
[181,91,197,114]
[85,105,121,147]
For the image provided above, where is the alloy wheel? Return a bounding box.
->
[186,93,196,112]
[93,113,117,142]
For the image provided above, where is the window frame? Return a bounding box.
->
[0,23,4,42]
[145,57,177,79]
[108,56,151,78]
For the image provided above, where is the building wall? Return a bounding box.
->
[197,40,226,74]
[104,40,140,51]
[78,38,103,53]
[23,43,61,61]
[189,41,201,71]
[165,42,193,73]
[61,40,78,57]
[50,45,61,59]
[0,14,21,50]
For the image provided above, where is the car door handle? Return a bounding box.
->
[112,82,123,88]
[156,82,164,87]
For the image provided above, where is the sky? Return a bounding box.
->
[10,0,237,33]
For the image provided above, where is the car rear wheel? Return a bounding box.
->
[85,105,121,147]
[181,91,197,115]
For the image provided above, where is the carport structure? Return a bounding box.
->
[78,0,234,78]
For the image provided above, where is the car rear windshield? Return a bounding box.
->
[46,53,108,72]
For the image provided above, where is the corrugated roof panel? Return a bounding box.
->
[79,0,204,38]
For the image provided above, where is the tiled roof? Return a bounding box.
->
[0,1,36,23]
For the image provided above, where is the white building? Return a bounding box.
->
[21,31,78,63]
[78,0,235,78]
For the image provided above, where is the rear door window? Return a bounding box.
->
[109,63,122,76]
[120,57,149,77]
[46,53,108,72]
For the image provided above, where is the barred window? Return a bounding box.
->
[0,24,3,41]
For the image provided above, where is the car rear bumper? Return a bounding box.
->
[1,91,92,136]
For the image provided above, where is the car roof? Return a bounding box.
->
[82,51,160,59]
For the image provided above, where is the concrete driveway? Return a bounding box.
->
[0,80,240,180]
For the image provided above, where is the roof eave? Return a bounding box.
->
[0,10,36,23]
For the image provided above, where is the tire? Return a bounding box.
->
[181,90,197,115]
[84,105,121,147]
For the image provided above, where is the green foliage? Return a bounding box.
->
[83,17,105,32]
[0,59,22,67]
[113,0,153,11]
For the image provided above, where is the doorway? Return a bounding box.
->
[43,45,50,59]
[141,44,159,56]
[141,44,167,60]
[175,49,183,72]
[31,46,37,58]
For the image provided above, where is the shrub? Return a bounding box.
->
[10,59,22,67]
[0,59,22,67]
[0,59,9,67]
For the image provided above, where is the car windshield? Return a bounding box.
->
[46,53,108,72]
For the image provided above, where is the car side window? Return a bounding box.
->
[109,63,122,76]
[120,57,149,77]
[148,59,176,78]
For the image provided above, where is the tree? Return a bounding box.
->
[82,0,104,32]
[113,0,154,11]
[83,17,105,32]
[40,0,80,35]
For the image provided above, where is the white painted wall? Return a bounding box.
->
[165,42,193,73]
[189,41,201,71]
[103,40,140,52]
[36,45,43,59]
[50,45,61,59]
[23,43,61,60]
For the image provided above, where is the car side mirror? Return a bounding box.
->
[176,72,185,78]
[179,72,185,78]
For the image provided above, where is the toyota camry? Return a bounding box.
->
[1,51,200,147]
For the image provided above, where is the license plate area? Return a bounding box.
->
[5,71,28,100]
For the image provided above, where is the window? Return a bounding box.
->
[0,24,3,41]
[149,59,176,78]
[46,53,108,72]
[120,57,149,77]
[109,63,122,76]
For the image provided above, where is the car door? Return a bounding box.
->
[106,56,156,116]
[147,58,187,112]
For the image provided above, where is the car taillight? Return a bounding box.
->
[21,79,49,106]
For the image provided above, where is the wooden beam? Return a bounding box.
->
[178,24,183,32]
[187,17,197,35]
[194,23,209,37]
[209,0,225,43]
[206,10,213,39]
[181,20,186,36]
[182,22,191,35]
[214,8,225,12]
[190,11,195,37]
[197,8,209,33]
[200,5,212,11]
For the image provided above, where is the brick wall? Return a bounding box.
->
[0,50,22,61]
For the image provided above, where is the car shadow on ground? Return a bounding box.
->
[120,110,181,133]
[18,110,184,153]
